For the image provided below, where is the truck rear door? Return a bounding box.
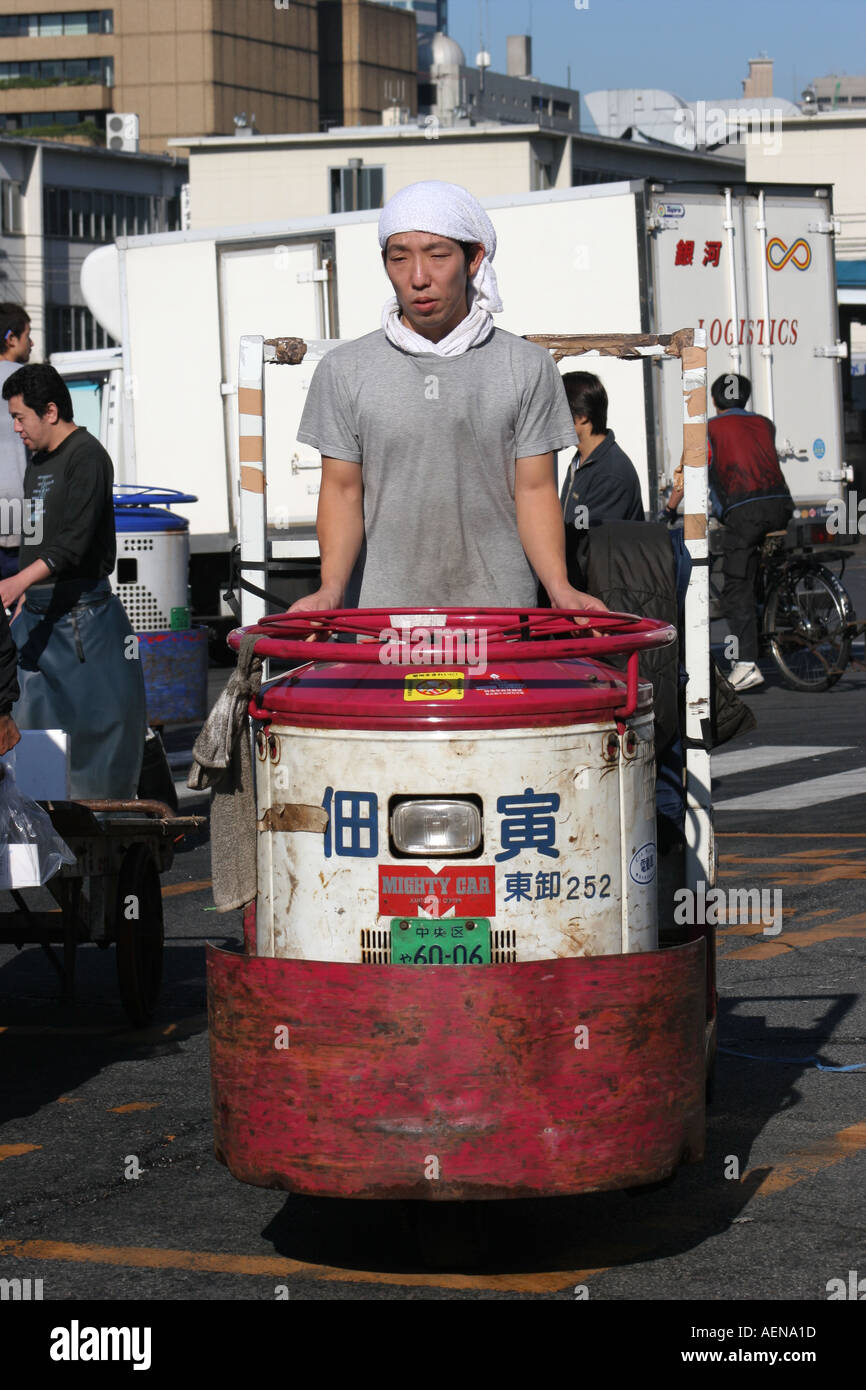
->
[219,238,332,536]
[648,184,845,508]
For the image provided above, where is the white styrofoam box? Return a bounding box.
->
[0,842,41,889]
[2,730,70,801]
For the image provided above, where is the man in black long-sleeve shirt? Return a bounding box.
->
[0,364,144,798]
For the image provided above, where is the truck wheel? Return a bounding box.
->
[115,843,164,1027]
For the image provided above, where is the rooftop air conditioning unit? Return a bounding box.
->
[107,112,140,153]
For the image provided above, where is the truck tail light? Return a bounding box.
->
[390,799,482,856]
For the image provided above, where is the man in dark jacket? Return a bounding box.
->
[1,364,144,797]
[559,371,645,528]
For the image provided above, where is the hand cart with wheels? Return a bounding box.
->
[0,796,204,1026]
[204,326,719,1203]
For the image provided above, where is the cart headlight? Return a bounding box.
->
[390,799,482,856]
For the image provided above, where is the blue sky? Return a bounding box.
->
[447,0,866,120]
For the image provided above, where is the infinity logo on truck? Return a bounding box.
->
[766,237,811,271]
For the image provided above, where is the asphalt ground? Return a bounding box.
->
[0,551,864,1355]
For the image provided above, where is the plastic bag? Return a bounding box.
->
[0,762,77,889]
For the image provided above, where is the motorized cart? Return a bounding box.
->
[206,327,717,1200]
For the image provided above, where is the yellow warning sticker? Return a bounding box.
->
[404,671,465,702]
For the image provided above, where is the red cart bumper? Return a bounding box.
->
[207,939,706,1200]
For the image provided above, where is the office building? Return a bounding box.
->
[0,134,185,352]
[318,0,418,129]
[0,0,320,153]
[374,0,447,70]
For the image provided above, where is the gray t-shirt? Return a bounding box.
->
[296,327,577,608]
[0,360,27,547]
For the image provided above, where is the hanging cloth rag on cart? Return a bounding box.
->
[12,577,146,799]
[188,632,262,912]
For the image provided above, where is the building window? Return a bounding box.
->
[166,192,182,231]
[552,100,572,118]
[45,303,116,355]
[329,165,384,214]
[44,186,179,242]
[531,157,553,191]
[572,166,622,187]
[0,57,113,85]
[0,11,113,38]
[0,180,24,234]
[0,110,103,132]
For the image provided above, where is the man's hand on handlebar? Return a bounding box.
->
[286,586,343,640]
[287,585,342,614]
[546,582,609,637]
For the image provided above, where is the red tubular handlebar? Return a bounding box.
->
[228,608,676,721]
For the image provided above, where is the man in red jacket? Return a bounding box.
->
[664,373,794,691]
[707,374,793,691]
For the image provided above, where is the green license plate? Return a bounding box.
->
[390,918,491,965]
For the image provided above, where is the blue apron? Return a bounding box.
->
[12,577,146,799]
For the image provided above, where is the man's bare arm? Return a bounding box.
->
[288,457,364,612]
[514,453,607,611]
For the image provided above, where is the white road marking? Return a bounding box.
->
[711,745,850,777]
[715,766,866,812]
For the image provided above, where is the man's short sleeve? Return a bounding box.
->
[513,346,577,458]
[296,350,362,463]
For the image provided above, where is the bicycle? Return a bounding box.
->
[709,524,856,692]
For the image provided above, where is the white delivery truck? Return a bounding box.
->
[52,179,849,628]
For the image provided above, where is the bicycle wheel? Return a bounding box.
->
[764,563,853,691]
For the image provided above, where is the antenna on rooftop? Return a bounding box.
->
[476,0,491,94]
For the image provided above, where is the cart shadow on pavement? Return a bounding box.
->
[0,937,231,1126]
[260,991,859,1278]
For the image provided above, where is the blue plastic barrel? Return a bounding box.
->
[112,485,208,726]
